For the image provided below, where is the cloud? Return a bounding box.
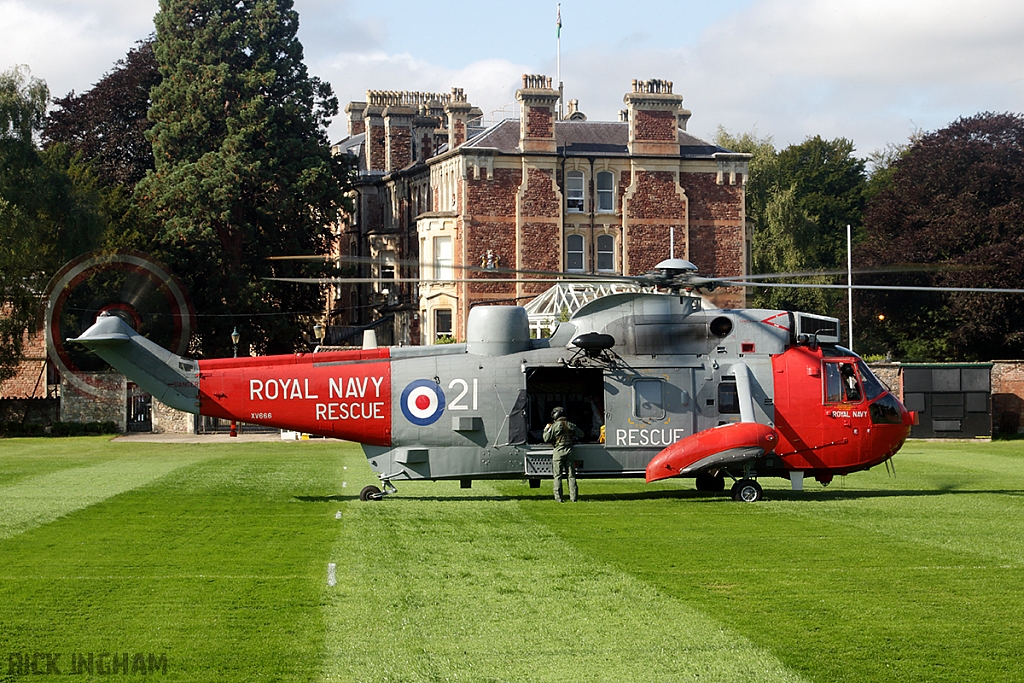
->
[688,0,1024,150]
[0,0,155,98]
[293,0,386,56]
[545,0,1024,155]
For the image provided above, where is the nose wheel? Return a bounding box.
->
[730,478,763,502]
[359,481,397,501]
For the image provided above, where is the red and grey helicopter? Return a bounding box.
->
[66,256,953,503]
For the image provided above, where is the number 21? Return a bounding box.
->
[448,378,478,410]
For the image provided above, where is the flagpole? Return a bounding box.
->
[847,223,854,352]
[556,3,562,120]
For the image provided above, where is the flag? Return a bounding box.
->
[557,4,561,38]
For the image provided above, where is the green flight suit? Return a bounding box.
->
[543,417,583,502]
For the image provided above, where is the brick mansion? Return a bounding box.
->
[329,75,751,346]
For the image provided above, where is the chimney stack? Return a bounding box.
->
[345,101,367,137]
[382,93,415,172]
[445,88,473,150]
[515,74,559,154]
[362,93,386,172]
[623,79,691,156]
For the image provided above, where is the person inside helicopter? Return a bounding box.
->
[840,363,861,402]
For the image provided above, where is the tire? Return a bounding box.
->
[695,472,726,492]
[731,479,763,503]
[359,485,382,502]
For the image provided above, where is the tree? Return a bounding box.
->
[135,0,350,358]
[0,66,104,382]
[43,42,162,253]
[717,130,867,316]
[44,40,160,189]
[857,112,1024,361]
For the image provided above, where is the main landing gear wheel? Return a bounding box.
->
[359,485,382,501]
[731,479,763,503]
[695,472,726,492]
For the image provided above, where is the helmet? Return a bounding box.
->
[550,406,565,420]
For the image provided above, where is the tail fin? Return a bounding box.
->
[71,314,200,414]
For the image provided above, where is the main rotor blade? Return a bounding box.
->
[264,277,625,285]
[725,281,1024,294]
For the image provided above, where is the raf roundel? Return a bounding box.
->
[400,379,446,426]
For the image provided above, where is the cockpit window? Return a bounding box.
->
[824,361,863,403]
[825,363,844,403]
[856,360,886,401]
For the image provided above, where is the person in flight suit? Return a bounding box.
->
[543,406,584,502]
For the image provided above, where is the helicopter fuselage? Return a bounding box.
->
[74,291,914,497]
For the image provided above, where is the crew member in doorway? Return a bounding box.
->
[543,406,583,502]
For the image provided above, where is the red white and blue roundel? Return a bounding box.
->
[400,379,446,426]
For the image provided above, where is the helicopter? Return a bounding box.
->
[68,257,937,503]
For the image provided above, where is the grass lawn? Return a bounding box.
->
[0,436,1022,681]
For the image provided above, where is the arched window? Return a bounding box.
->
[597,234,615,272]
[566,171,584,212]
[566,234,585,272]
[597,171,614,212]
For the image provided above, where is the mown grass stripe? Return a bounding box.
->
[0,448,220,540]
[0,442,343,682]
[321,479,809,683]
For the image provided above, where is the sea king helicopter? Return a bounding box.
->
[67,255,948,503]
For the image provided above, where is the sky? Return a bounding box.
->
[3,0,1024,158]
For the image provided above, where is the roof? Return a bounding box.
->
[334,118,733,179]
[462,119,729,158]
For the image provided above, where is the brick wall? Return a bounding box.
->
[387,126,412,171]
[468,167,520,216]
[687,173,742,223]
[467,167,521,295]
[367,123,386,171]
[526,107,553,139]
[625,170,686,274]
[0,327,48,399]
[992,361,1024,434]
[685,172,746,306]
[518,166,560,294]
[634,110,676,141]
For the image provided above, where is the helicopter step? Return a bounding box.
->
[524,451,587,478]
[524,451,555,476]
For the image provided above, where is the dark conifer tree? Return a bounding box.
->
[135,0,349,357]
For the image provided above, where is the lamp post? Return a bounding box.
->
[230,327,240,437]
[313,323,325,352]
